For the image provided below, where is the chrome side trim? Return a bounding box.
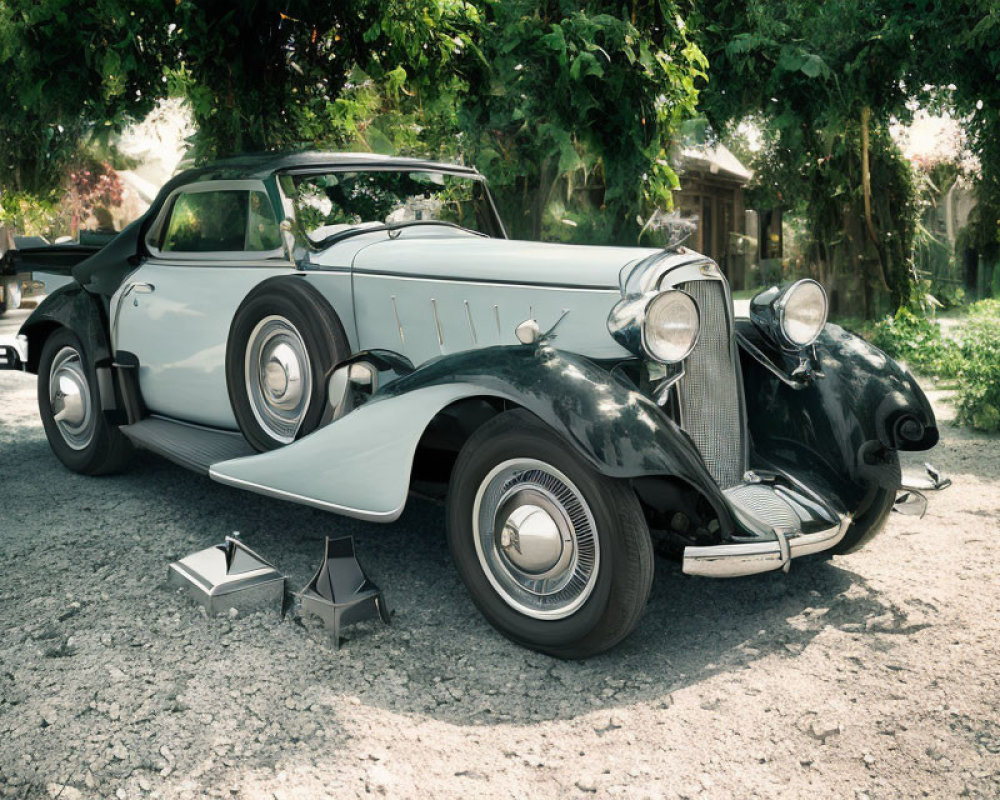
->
[464,300,478,344]
[391,295,405,346]
[207,470,403,523]
[351,271,622,294]
[682,514,852,578]
[430,298,444,348]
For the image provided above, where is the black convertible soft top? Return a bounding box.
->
[8,151,484,299]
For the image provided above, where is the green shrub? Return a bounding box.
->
[954,300,1000,433]
[869,307,962,379]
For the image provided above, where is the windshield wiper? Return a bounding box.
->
[313,219,485,250]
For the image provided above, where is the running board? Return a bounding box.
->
[121,417,255,475]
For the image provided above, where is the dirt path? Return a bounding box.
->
[0,370,998,799]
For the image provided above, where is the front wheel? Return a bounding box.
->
[446,409,654,658]
[37,328,132,475]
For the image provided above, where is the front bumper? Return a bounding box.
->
[682,462,952,578]
[682,515,852,578]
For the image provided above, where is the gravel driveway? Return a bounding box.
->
[0,361,998,799]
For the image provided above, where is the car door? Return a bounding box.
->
[114,180,294,430]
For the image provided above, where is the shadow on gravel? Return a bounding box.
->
[0,432,927,782]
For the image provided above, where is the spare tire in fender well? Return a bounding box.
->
[226,276,350,452]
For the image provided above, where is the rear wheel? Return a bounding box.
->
[37,328,132,475]
[446,409,654,658]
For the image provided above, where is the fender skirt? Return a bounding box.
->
[210,346,734,527]
[737,320,938,512]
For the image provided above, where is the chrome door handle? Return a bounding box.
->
[132,282,155,294]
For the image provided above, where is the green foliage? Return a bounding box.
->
[871,301,1000,433]
[170,0,477,161]
[692,0,945,314]
[0,0,170,193]
[955,300,1000,432]
[870,308,961,379]
[0,191,59,237]
[455,1,705,242]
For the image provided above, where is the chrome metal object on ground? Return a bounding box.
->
[167,534,285,615]
[472,459,600,620]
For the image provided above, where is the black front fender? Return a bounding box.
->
[738,320,938,508]
[378,344,737,525]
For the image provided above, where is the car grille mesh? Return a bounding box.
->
[677,279,745,489]
[724,484,800,530]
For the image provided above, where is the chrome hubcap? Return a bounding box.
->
[48,346,94,450]
[245,316,312,444]
[473,459,600,620]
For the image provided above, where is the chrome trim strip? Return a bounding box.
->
[464,300,478,344]
[682,514,852,578]
[430,298,444,348]
[207,469,403,523]
[145,258,295,268]
[391,295,405,346]
[352,270,621,293]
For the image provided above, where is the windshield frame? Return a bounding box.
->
[275,165,507,249]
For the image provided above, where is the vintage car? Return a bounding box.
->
[1,152,946,657]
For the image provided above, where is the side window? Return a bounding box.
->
[247,191,282,251]
[161,191,248,252]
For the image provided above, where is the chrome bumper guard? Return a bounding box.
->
[682,515,852,578]
[0,334,27,371]
[894,463,952,518]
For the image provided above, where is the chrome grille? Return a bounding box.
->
[724,484,799,530]
[677,279,745,489]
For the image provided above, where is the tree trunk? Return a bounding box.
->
[860,107,892,302]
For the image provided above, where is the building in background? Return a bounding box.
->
[675,143,755,290]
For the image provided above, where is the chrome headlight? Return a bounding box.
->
[750,279,828,350]
[642,289,700,363]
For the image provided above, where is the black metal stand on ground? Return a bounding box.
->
[299,536,390,648]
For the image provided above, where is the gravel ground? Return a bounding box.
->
[1,350,998,799]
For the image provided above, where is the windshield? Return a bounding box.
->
[281,170,503,246]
